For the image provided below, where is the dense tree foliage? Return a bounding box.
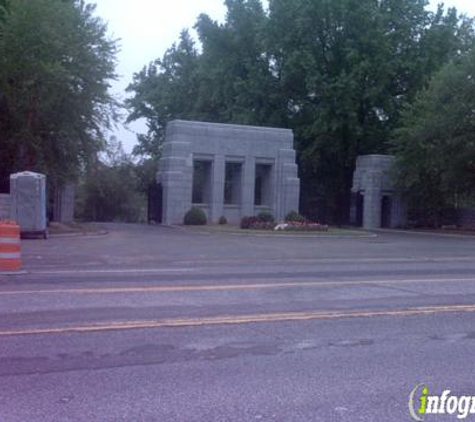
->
[393,49,475,222]
[0,0,8,23]
[127,0,475,222]
[126,30,200,158]
[0,0,118,193]
[268,0,474,221]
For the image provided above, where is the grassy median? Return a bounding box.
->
[185,224,371,237]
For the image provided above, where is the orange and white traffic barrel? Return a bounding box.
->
[0,220,21,272]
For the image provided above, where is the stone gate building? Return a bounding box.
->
[351,155,407,229]
[157,120,300,225]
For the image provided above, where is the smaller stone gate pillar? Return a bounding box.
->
[363,187,382,229]
[351,155,407,229]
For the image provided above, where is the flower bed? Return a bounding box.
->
[240,214,275,230]
[241,213,329,232]
[281,211,329,231]
[241,216,275,230]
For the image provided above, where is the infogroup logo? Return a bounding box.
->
[409,384,475,420]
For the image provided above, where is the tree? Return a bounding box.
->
[76,137,146,222]
[0,0,118,191]
[126,1,281,158]
[193,0,283,126]
[393,49,475,223]
[0,0,8,24]
[267,0,474,222]
[126,30,200,158]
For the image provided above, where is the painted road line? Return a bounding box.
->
[2,276,475,296]
[1,304,475,336]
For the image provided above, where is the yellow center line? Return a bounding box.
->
[1,304,475,337]
[1,277,475,296]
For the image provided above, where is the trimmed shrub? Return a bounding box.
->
[183,206,207,225]
[285,210,306,223]
[257,211,274,224]
[218,216,227,225]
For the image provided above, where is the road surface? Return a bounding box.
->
[1,224,475,421]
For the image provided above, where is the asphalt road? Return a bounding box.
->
[1,224,475,421]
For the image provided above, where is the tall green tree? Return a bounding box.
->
[0,0,8,23]
[193,0,283,126]
[393,49,475,222]
[126,30,199,158]
[126,1,281,158]
[0,0,118,191]
[268,0,474,221]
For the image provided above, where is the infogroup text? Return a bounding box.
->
[409,384,475,420]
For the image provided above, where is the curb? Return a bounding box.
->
[184,227,376,239]
[48,230,109,238]
[371,228,475,239]
[219,232,376,239]
[158,224,188,232]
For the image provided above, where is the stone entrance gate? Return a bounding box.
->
[351,155,407,229]
[157,120,300,225]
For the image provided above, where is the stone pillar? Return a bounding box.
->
[160,140,192,225]
[363,188,382,229]
[277,148,300,221]
[242,156,256,217]
[210,155,224,223]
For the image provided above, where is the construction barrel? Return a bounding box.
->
[0,220,21,272]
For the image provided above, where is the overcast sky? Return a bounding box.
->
[93,0,475,153]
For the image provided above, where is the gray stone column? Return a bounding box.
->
[283,174,300,220]
[277,148,299,221]
[210,155,225,223]
[160,140,192,225]
[242,156,256,217]
[363,188,382,229]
